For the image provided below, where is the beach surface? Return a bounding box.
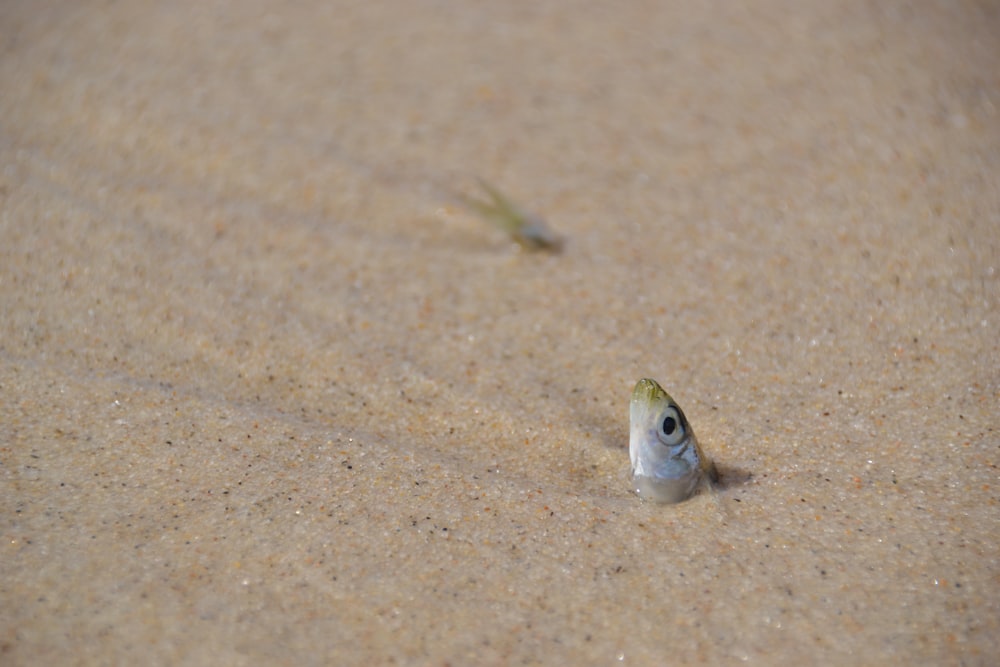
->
[2,1,998,664]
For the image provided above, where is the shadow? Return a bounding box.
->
[712,462,753,491]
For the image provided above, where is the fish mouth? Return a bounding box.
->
[632,378,662,403]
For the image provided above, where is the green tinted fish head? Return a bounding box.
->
[629,378,716,503]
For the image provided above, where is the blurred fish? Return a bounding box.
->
[629,378,718,503]
[456,178,562,252]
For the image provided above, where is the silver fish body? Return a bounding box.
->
[629,378,717,503]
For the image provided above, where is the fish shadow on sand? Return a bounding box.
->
[711,462,753,492]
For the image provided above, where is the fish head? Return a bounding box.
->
[629,378,707,503]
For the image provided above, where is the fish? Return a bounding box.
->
[455,178,562,251]
[629,378,718,503]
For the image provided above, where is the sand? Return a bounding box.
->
[1,1,997,664]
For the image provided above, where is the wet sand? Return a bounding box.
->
[2,1,998,664]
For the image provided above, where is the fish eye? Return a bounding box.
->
[657,407,686,446]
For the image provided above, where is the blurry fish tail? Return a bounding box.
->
[452,176,563,252]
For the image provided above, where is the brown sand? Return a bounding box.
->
[2,1,998,664]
